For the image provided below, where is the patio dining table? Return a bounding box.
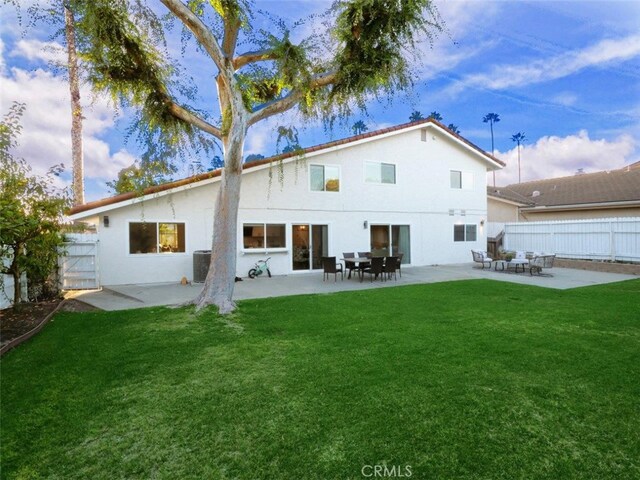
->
[341,257,371,279]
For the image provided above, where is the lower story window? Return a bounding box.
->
[243,223,286,249]
[454,224,477,242]
[129,222,185,254]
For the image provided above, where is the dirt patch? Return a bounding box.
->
[1,299,100,351]
[556,259,640,275]
[1,300,61,347]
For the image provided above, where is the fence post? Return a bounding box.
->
[609,220,615,262]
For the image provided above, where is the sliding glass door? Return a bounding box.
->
[370,224,410,263]
[292,224,328,271]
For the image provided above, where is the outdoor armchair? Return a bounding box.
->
[471,250,493,269]
[529,254,556,276]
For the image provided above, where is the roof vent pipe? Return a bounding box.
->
[532,190,540,197]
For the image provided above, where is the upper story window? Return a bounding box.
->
[243,223,286,249]
[450,170,474,189]
[453,224,477,242]
[450,170,462,189]
[310,164,340,192]
[365,161,396,184]
[129,222,185,254]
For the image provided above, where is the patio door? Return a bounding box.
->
[292,224,328,271]
[370,224,410,263]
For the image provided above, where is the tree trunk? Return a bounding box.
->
[65,4,84,206]
[193,115,247,314]
[10,258,22,306]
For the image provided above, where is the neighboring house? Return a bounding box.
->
[68,119,503,286]
[488,162,640,223]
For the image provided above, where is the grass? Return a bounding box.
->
[1,279,639,479]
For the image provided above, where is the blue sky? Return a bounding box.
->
[1,0,639,201]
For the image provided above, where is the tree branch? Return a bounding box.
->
[159,0,226,72]
[222,17,241,60]
[233,49,279,70]
[168,101,222,139]
[247,71,338,126]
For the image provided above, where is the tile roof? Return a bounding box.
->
[488,164,640,208]
[486,187,533,206]
[69,118,503,216]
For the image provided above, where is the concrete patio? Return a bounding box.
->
[65,263,637,311]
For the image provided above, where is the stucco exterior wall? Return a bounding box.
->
[81,126,492,285]
[487,197,521,222]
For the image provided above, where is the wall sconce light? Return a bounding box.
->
[103,215,110,228]
[363,220,368,229]
[480,219,485,226]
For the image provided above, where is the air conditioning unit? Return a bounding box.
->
[193,250,212,283]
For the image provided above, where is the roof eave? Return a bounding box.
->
[520,199,640,212]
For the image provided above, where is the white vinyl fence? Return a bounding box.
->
[59,233,100,290]
[504,217,640,262]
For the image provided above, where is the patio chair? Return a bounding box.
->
[471,250,493,269]
[529,254,556,276]
[362,256,384,282]
[322,256,344,282]
[384,256,399,281]
[396,252,404,277]
[358,251,371,258]
[343,252,358,278]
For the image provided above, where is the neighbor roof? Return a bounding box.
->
[69,118,504,216]
[488,164,640,208]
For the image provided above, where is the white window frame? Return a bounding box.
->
[309,164,341,193]
[364,161,396,185]
[242,222,287,252]
[127,220,188,256]
[450,170,475,190]
[453,223,477,242]
[450,170,462,189]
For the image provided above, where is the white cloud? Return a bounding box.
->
[550,92,579,107]
[414,1,501,81]
[492,130,636,185]
[0,37,5,74]
[11,38,66,65]
[450,34,640,94]
[0,64,136,191]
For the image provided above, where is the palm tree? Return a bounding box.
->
[447,123,460,134]
[409,110,425,122]
[428,111,443,122]
[511,132,526,183]
[483,113,500,186]
[352,120,368,135]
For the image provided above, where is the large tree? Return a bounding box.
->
[63,2,85,206]
[43,0,442,313]
[511,131,526,183]
[0,103,69,305]
[483,112,500,187]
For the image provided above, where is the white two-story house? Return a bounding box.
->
[68,118,504,285]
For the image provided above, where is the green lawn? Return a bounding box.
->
[2,279,639,479]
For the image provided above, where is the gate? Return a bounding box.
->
[59,233,99,289]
